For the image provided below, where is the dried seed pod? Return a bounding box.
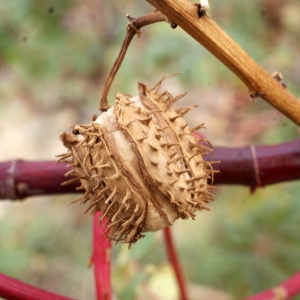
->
[59,79,215,244]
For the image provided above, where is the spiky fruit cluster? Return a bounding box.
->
[59,79,216,244]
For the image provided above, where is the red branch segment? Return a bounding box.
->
[92,212,112,300]
[244,270,300,300]
[0,272,73,300]
[0,160,79,200]
[1,139,300,200]
[0,140,300,299]
[211,139,300,189]
[164,227,188,300]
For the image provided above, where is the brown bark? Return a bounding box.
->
[145,0,300,125]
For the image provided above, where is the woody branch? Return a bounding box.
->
[1,140,300,200]
[145,0,300,125]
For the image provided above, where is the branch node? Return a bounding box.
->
[194,0,210,18]
[272,71,287,89]
[127,21,141,38]
[249,90,264,102]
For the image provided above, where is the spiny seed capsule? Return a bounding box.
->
[58,79,216,244]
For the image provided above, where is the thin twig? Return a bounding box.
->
[163,227,188,300]
[146,0,300,125]
[99,9,169,111]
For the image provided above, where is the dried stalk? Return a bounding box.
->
[146,0,300,125]
[100,9,169,111]
[244,270,300,300]
[164,227,188,300]
[0,272,73,300]
[1,140,300,200]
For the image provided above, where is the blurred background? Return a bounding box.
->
[1,0,300,299]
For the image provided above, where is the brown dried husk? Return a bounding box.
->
[58,79,216,244]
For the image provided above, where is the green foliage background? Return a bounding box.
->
[0,0,300,299]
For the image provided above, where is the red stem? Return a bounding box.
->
[211,139,300,188]
[92,212,112,300]
[0,160,79,200]
[1,139,300,201]
[0,141,300,299]
[163,227,188,300]
[0,272,73,300]
[244,271,300,300]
